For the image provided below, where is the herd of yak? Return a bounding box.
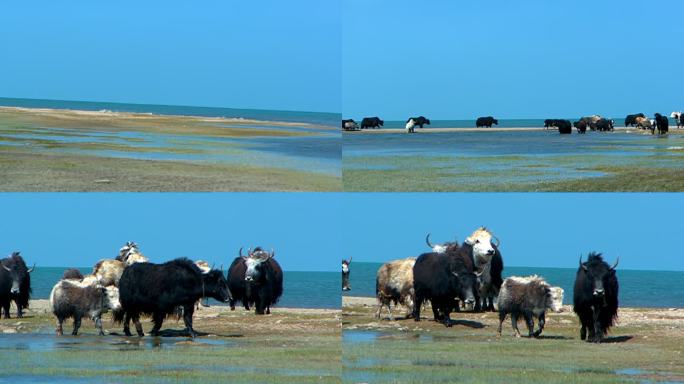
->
[0,243,283,338]
[342,227,620,343]
[341,112,684,134]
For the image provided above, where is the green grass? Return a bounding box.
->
[343,302,684,383]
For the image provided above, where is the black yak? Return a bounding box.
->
[0,252,34,318]
[116,258,231,338]
[573,120,587,134]
[342,257,352,291]
[496,275,564,338]
[406,116,430,128]
[476,116,498,128]
[573,252,619,343]
[556,119,572,134]
[595,118,614,132]
[654,113,669,134]
[412,244,481,326]
[49,279,121,336]
[361,117,384,129]
[228,247,283,315]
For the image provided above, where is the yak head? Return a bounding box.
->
[2,252,34,295]
[202,269,232,303]
[104,286,122,312]
[117,241,148,265]
[465,227,500,264]
[580,252,618,299]
[452,270,481,306]
[194,260,212,274]
[342,258,351,291]
[546,286,564,313]
[242,247,275,284]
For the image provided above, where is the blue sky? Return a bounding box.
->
[0,193,341,272]
[341,193,684,271]
[0,1,340,113]
[343,0,684,120]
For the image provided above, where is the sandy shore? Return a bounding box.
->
[0,105,335,130]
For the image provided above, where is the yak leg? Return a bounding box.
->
[123,312,133,336]
[412,295,423,322]
[523,313,535,337]
[266,306,271,315]
[133,315,144,337]
[150,312,165,336]
[387,302,394,321]
[442,304,452,327]
[533,313,545,337]
[592,308,603,343]
[497,311,506,336]
[229,299,236,311]
[580,325,587,341]
[56,317,64,336]
[14,298,23,318]
[511,313,522,337]
[2,302,10,319]
[375,299,384,319]
[431,303,442,322]
[72,315,81,335]
[94,316,104,336]
[182,304,196,338]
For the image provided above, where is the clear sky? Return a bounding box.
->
[0,193,341,272]
[0,1,340,113]
[343,0,684,120]
[341,193,684,271]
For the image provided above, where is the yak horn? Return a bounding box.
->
[2,264,9,272]
[269,249,275,259]
[610,256,619,270]
[27,263,35,273]
[579,255,587,271]
[425,233,435,249]
[451,271,459,278]
[239,247,246,258]
[492,235,501,247]
[348,256,352,264]
[475,270,483,278]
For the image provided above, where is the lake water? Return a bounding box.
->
[30,267,339,309]
[343,262,684,308]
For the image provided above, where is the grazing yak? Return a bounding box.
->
[227,247,283,315]
[342,257,352,291]
[0,252,34,319]
[412,243,481,326]
[342,119,359,131]
[375,257,416,320]
[62,268,85,281]
[573,120,588,134]
[624,113,645,127]
[671,112,683,128]
[496,275,564,338]
[595,118,614,132]
[361,117,384,129]
[635,116,652,130]
[573,253,619,343]
[406,116,430,128]
[476,116,498,128]
[654,113,669,134]
[116,258,231,337]
[49,279,121,336]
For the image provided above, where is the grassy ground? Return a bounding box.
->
[343,296,684,384]
[0,300,341,383]
[0,150,340,191]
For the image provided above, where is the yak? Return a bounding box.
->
[361,117,384,129]
[116,258,231,338]
[342,257,352,291]
[115,241,149,265]
[595,118,614,132]
[342,119,359,131]
[406,116,430,128]
[573,120,588,134]
[425,233,458,254]
[0,252,34,319]
[227,247,283,314]
[412,245,481,327]
[375,257,416,320]
[624,113,645,127]
[556,119,572,134]
[50,279,121,336]
[673,112,684,128]
[573,252,619,343]
[654,113,669,134]
[496,275,564,338]
[476,116,498,128]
